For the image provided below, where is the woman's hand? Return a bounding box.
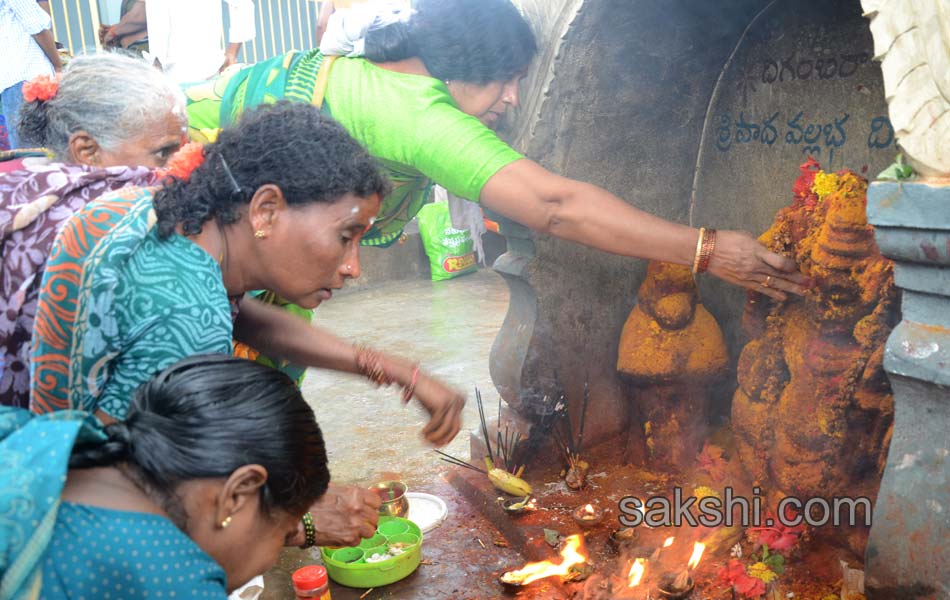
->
[411,375,465,447]
[288,483,381,548]
[707,230,807,301]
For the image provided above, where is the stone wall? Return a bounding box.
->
[498,0,894,447]
[692,0,895,352]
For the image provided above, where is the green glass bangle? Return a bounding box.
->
[301,511,316,548]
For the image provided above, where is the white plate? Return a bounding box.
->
[406,492,448,533]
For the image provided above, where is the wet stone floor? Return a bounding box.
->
[262,270,521,599]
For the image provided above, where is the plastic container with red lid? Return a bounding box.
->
[292,565,331,599]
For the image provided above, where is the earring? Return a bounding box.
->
[254,230,266,239]
[220,516,232,528]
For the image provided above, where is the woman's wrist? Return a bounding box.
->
[299,511,316,548]
[691,227,717,274]
[354,344,421,399]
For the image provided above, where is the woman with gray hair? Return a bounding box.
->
[1,52,186,407]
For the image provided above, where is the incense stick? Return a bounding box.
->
[577,372,589,456]
[434,450,487,474]
[475,387,494,462]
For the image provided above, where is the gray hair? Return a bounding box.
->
[16,52,186,160]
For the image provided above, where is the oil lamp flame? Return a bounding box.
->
[500,534,587,586]
[687,542,705,570]
[583,504,595,515]
[627,558,647,588]
[663,536,675,548]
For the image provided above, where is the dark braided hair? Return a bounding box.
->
[153,101,390,239]
[69,355,330,524]
[364,0,537,84]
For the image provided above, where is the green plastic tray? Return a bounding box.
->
[320,516,423,588]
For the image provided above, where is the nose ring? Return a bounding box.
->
[345,264,352,272]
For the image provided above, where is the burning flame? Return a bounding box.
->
[663,536,675,548]
[583,504,595,515]
[627,558,647,588]
[687,542,706,569]
[500,534,587,586]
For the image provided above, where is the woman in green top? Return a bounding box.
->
[186,0,803,295]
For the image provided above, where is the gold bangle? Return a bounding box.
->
[692,227,706,273]
[697,228,717,274]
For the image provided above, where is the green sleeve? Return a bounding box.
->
[409,102,524,202]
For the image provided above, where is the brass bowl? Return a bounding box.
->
[371,480,409,517]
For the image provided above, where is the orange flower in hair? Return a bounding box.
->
[22,74,60,103]
[159,142,206,181]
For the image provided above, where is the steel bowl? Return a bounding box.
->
[371,480,409,518]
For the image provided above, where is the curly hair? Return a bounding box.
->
[153,101,390,239]
[364,0,537,84]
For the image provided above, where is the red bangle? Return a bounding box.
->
[698,228,717,273]
[401,367,420,404]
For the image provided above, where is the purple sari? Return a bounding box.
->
[0,163,155,407]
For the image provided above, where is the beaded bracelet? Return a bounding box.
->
[300,511,316,548]
[692,228,718,274]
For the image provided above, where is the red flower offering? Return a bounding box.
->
[160,142,206,181]
[718,560,767,598]
[22,74,59,102]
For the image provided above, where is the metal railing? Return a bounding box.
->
[49,0,320,62]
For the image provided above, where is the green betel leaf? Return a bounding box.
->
[877,153,916,181]
[544,529,560,547]
[765,553,785,574]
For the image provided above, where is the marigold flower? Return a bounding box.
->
[747,561,778,583]
[811,170,840,200]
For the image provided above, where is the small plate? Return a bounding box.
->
[406,492,448,533]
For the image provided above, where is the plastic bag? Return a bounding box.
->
[416,200,477,281]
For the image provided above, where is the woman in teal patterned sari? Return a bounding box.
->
[0,355,330,599]
[30,101,462,548]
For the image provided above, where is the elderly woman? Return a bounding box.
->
[184,0,806,374]
[0,52,186,407]
[0,355,331,598]
[30,101,464,546]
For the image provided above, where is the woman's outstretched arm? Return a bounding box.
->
[481,158,805,301]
